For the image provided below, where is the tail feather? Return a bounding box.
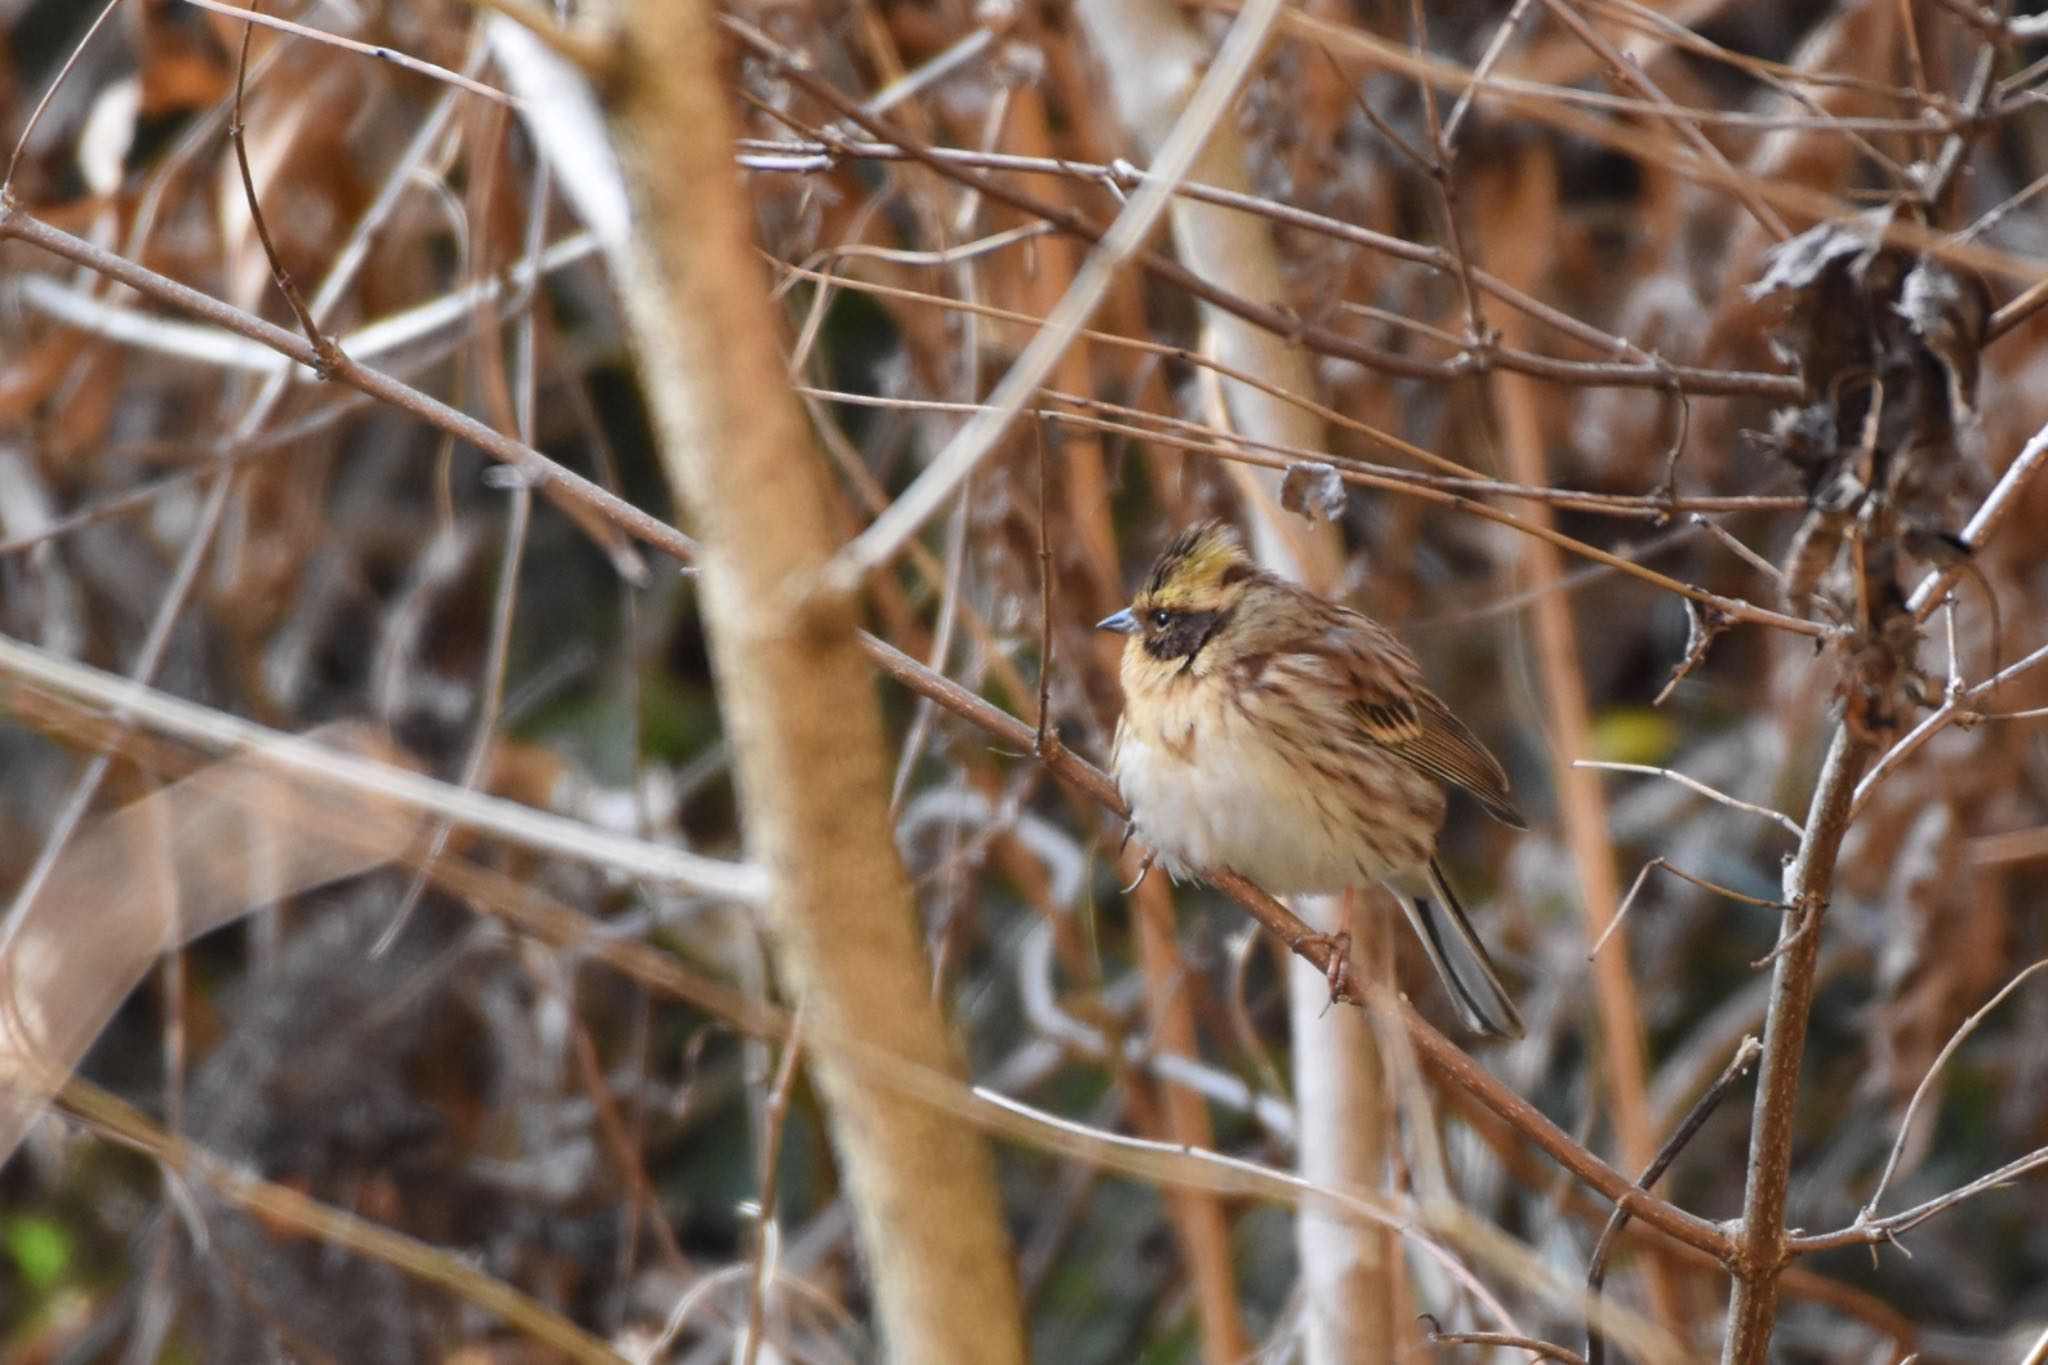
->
[1394,858,1524,1040]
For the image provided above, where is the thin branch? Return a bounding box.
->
[1586,1037,1762,1365]
[740,1018,806,1365]
[1574,761,1805,838]
[1789,1142,2048,1253]
[1589,858,1788,961]
[1858,958,2048,1222]
[227,1,335,365]
[182,0,519,106]
[1,0,125,196]
[0,206,693,569]
[1428,1324,1586,1365]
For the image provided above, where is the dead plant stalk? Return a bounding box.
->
[599,2,1029,1361]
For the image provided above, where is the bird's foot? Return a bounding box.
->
[1297,929,1357,1008]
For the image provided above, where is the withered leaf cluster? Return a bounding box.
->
[1748,210,1991,736]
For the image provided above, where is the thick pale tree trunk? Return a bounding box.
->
[601,9,1029,1364]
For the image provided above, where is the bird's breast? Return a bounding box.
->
[1112,675,1444,893]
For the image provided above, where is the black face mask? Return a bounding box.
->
[1142,607,1231,663]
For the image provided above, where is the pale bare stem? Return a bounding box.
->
[1574,761,1805,839]
[607,1,1030,1358]
[0,474,235,960]
[184,0,518,105]
[1440,0,1537,148]
[1908,418,2048,616]
[740,1018,806,1365]
[1919,8,2005,211]
[1032,421,1055,755]
[1,0,126,196]
[1858,958,2048,1224]
[888,488,971,809]
[371,480,532,957]
[1693,515,1786,588]
[818,0,1291,585]
[1851,640,2048,817]
[0,635,766,898]
[1988,275,2048,340]
[1790,1143,2048,1254]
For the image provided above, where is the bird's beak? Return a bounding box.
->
[1097,609,1140,636]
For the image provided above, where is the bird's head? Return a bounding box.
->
[1098,521,1261,664]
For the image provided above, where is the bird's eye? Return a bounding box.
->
[1149,610,1172,630]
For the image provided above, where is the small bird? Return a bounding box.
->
[1100,521,1526,1038]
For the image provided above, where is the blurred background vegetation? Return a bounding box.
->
[2,0,2047,1360]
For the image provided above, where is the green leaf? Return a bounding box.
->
[4,1216,72,1292]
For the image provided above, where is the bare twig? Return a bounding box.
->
[1589,858,1789,961]
[1574,761,1806,838]
[1587,1037,1762,1365]
[0,207,694,568]
[227,2,336,365]
[184,0,519,105]
[1858,958,2048,1223]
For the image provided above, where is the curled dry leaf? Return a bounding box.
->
[1280,460,1347,523]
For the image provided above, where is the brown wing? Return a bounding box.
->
[1325,613,1525,829]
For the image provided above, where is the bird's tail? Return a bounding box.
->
[1395,858,1525,1040]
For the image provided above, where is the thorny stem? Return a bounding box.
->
[1720,724,1874,1364]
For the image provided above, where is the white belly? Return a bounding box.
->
[1113,689,1441,894]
